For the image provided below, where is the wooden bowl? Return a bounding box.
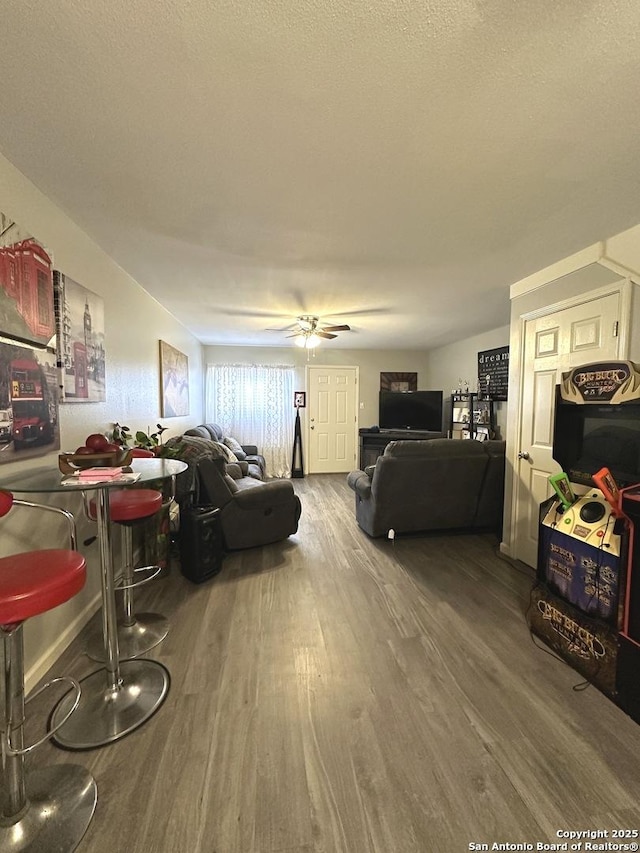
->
[58,448,133,475]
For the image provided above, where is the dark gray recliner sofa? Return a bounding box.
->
[196,457,301,550]
[185,423,266,480]
[347,438,505,538]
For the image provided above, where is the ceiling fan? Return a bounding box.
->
[282,316,351,348]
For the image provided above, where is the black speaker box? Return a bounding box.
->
[179,505,224,584]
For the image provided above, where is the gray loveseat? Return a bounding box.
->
[185,423,266,480]
[347,438,505,538]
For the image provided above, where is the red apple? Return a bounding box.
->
[85,433,109,452]
[75,445,94,455]
[102,443,120,452]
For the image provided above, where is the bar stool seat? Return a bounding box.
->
[85,487,169,661]
[0,490,97,852]
[0,549,87,622]
[98,488,163,523]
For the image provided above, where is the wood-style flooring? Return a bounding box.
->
[27,474,640,852]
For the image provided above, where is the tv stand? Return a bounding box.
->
[358,428,444,469]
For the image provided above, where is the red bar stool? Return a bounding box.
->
[85,457,168,660]
[0,490,97,852]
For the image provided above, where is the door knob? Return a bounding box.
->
[310,425,315,430]
[518,451,530,460]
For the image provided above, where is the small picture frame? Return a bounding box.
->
[294,391,306,408]
[380,372,417,392]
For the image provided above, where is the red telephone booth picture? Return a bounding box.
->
[0,224,55,347]
[72,342,89,398]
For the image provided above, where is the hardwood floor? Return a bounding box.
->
[28,474,640,852]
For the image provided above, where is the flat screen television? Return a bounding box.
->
[379,390,443,432]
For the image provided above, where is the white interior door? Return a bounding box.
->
[513,292,622,567]
[307,366,358,473]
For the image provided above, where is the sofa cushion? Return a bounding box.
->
[213,442,238,463]
[226,461,250,479]
[185,424,223,442]
[223,435,247,460]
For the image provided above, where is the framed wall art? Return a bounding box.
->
[380,372,418,392]
[0,210,55,347]
[0,337,60,463]
[159,340,190,417]
[477,346,509,400]
[53,271,106,402]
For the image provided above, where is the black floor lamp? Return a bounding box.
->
[291,392,305,478]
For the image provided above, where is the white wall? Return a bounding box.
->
[204,328,512,438]
[422,325,510,438]
[0,153,205,688]
[204,345,433,429]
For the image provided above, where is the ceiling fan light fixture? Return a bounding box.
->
[298,316,317,332]
[295,332,321,348]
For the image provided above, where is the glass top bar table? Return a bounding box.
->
[0,458,187,749]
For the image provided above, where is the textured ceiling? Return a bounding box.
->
[1,0,640,349]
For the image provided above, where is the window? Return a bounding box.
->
[206,363,296,477]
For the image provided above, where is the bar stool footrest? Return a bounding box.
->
[8,676,81,756]
[117,564,162,591]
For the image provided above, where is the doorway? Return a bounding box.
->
[306,365,358,473]
[511,288,624,567]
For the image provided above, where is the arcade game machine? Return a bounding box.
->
[619,482,640,720]
[528,360,640,720]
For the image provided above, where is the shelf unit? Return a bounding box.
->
[449,393,495,440]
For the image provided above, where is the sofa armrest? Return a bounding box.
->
[233,480,295,510]
[347,470,372,500]
[241,444,259,455]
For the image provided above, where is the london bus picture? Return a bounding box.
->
[0,339,59,462]
[8,354,57,452]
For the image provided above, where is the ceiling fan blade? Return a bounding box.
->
[286,331,304,338]
[266,324,299,331]
[215,307,288,319]
[315,331,338,340]
[320,324,351,332]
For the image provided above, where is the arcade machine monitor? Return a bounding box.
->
[553,362,640,489]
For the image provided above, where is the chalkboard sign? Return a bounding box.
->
[477,346,509,401]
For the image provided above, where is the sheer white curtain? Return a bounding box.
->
[205,363,296,477]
